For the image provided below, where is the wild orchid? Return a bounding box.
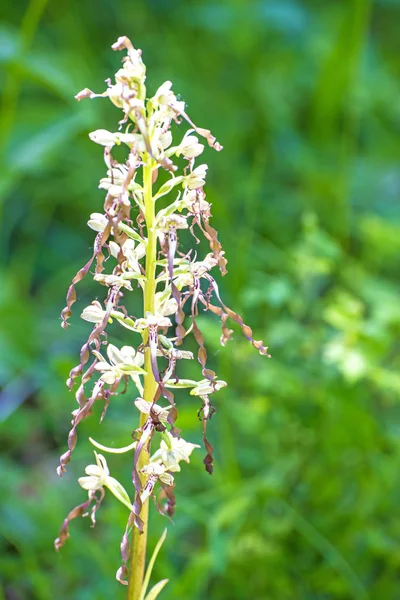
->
[55,36,269,600]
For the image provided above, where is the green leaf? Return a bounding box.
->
[165,378,198,389]
[105,477,133,512]
[155,195,186,223]
[144,580,169,600]
[118,222,147,244]
[118,364,147,375]
[89,437,137,454]
[154,176,184,200]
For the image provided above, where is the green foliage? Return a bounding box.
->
[1,0,400,599]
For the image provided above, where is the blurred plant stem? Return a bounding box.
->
[127,156,157,600]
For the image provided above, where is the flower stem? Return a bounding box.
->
[127,156,158,600]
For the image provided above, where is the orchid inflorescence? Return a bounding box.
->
[55,36,269,594]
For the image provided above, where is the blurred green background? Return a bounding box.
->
[1,0,400,598]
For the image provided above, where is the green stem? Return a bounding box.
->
[127,156,158,600]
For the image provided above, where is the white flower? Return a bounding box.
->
[106,82,125,108]
[81,301,107,324]
[193,253,219,276]
[122,239,146,273]
[152,128,173,155]
[150,433,200,472]
[93,273,133,289]
[99,164,129,190]
[78,452,133,511]
[108,241,120,258]
[150,80,186,121]
[182,188,211,213]
[185,164,208,189]
[134,398,171,424]
[107,82,145,112]
[174,134,204,159]
[134,312,172,332]
[115,56,146,85]
[87,213,108,232]
[159,130,173,150]
[189,379,227,396]
[172,253,218,290]
[157,213,188,232]
[110,38,146,85]
[154,290,178,317]
[98,165,142,204]
[89,129,118,147]
[152,81,174,106]
[78,452,110,491]
[89,129,147,152]
[118,132,146,152]
[140,463,174,502]
[93,344,146,384]
[141,462,172,480]
[93,271,144,290]
[171,349,194,360]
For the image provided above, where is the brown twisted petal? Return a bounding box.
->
[61,149,129,334]
[89,487,105,526]
[220,311,234,346]
[153,384,180,439]
[66,284,120,395]
[192,317,216,382]
[71,355,100,407]
[172,281,186,344]
[67,319,107,391]
[185,190,227,274]
[141,474,158,503]
[156,483,176,519]
[167,226,177,282]
[172,106,223,152]
[147,320,180,436]
[66,341,91,391]
[61,226,111,329]
[188,213,202,245]
[121,151,139,198]
[57,380,106,476]
[116,512,134,585]
[54,489,104,550]
[203,435,214,475]
[131,418,155,532]
[100,377,123,423]
[193,211,227,276]
[168,227,186,345]
[161,352,177,386]
[202,219,228,275]
[198,394,216,475]
[149,326,161,384]
[116,565,128,586]
[204,276,270,357]
[191,276,216,383]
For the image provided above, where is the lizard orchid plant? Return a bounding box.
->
[55,36,269,600]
